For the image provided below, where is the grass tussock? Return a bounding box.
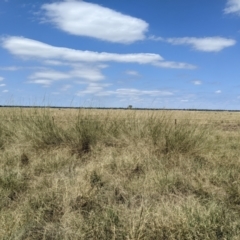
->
[0,108,240,239]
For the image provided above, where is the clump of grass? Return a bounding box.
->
[163,120,208,155]
[0,170,29,207]
[19,109,67,149]
[90,170,104,188]
[20,153,29,166]
[143,114,209,156]
[0,118,16,149]
[69,114,106,156]
[126,198,240,239]
[0,126,4,150]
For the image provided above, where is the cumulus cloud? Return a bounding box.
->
[0,84,6,87]
[28,70,72,86]
[2,36,162,64]
[224,0,240,15]
[2,90,8,93]
[41,0,148,43]
[70,67,105,81]
[150,35,236,52]
[28,65,105,86]
[29,70,71,81]
[215,90,222,94]
[1,36,195,69]
[166,37,236,52]
[0,77,4,81]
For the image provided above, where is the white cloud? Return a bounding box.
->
[42,0,148,43]
[224,0,240,15]
[95,88,173,97]
[154,61,196,69]
[29,70,71,80]
[0,66,20,71]
[192,80,202,85]
[166,37,236,52]
[125,70,140,76]
[76,85,173,98]
[43,60,109,69]
[215,90,222,94]
[27,64,106,86]
[116,88,173,96]
[43,60,65,66]
[2,36,162,64]
[28,79,52,86]
[148,35,164,41]
[76,82,111,95]
[0,84,6,87]
[0,77,4,81]
[2,90,8,93]
[150,35,236,52]
[2,36,196,69]
[70,67,105,81]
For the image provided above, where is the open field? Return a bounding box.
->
[1,108,240,239]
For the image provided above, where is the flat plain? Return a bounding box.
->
[1,108,240,239]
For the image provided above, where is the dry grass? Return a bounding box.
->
[1,108,240,239]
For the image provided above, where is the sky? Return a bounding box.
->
[0,0,240,109]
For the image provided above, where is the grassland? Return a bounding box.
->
[1,108,240,239]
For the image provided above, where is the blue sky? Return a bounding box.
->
[0,0,240,109]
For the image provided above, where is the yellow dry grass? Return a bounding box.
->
[0,108,240,239]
